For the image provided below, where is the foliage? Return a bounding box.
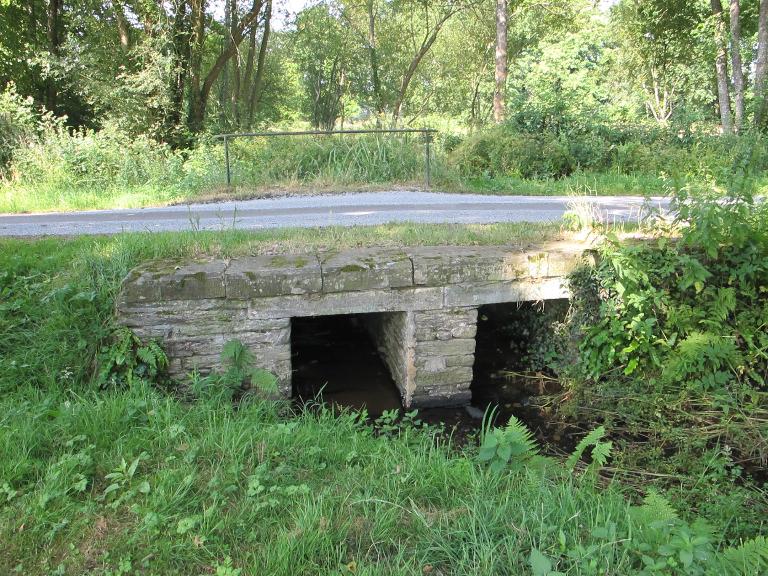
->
[477,411,540,473]
[190,339,278,403]
[564,425,612,475]
[559,181,768,536]
[448,123,768,182]
[719,535,768,575]
[1,224,767,574]
[97,327,168,389]
[0,86,40,170]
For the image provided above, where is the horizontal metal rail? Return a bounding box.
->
[213,128,436,188]
[215,128,436,139]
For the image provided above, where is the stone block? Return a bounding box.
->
[445,354,475,368]
[414,366,473,386]
[444,277,569,307]
[321,248,413,292]
[415,338,476,357]
[413,308,478,341]
[246,287,443,318]
[409,247,526,286]
[157,260,228,300]
[226,254,321,298]
[410,389,471,408]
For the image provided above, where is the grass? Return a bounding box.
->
[7,129,768,213]
[2,224,766,574]
[3,168,744,214]
[1,384,643,575]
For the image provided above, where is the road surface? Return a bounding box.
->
[0,191,669,237]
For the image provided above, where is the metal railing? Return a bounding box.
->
[213,128,437,188]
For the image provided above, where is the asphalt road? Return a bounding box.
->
[0,191,669,237]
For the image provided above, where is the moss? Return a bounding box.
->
[339,264,367,273]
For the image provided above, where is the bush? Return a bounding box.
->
[559,183,768,538]
[448,123,768,183]
[9,123,185,189]
[0,86,43,171]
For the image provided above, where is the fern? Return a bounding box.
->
[566,426,612,474]
[717,536,768,575]
[98,327,167,388]
[663,331,741,383]
[629,492,679,527]
[478,415,540,474]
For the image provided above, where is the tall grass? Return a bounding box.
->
[1,382,644,575]
[0,131,429,213]
[2,123,768,213]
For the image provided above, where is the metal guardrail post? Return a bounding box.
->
[424,129,431,189]
[224,136,231,186]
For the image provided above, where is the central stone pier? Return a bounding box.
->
[117,244,584,407]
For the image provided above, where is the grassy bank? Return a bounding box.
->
[0,383,698,575]
[2,220,767,574]
[1,125,767,213]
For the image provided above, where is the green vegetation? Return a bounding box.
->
[549,185,768,541]
[2,0,768,571]
[1,208,767,573]
[7,378,764,575]
[3,1,768,211]
[2,120,768,212]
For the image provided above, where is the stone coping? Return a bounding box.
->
[120,243,587,305]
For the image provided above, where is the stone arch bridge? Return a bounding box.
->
[117,244,586,407]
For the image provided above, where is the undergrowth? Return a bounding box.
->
[557,182,768,539]
[1,216,766,573]
[2,119,768,212]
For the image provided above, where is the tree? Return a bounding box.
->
[390,3,459,124]
[613,0,707,124]
[730,0,746,131]
[187,0,266,132]
[711,0,733,133]
[294,4,354,129]
[494,0,507,122]
[755,0,768,126]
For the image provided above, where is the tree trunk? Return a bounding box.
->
[248,0,271,123]
[711,0,733,134]
[493,0,507,123]
[367,0,383,125]
[165,0,190,141]
[391,12,452,125]
[188,0,207,133]
[755,0,768,127]
[229,0,242,125]
[188,0,263,132]
[241,20,258,118]
[113,0,131,51]
[46,0,62,111]
[729,0,745,131]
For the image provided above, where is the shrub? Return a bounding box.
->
[559,183,768,537]
[9,122,185,189]
[448,123,768,183]
[0,86,44,171]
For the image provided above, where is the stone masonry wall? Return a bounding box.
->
[118,298,293,397]
[361,312,413,400]
[117,244,583,407]
[411,307,478,407]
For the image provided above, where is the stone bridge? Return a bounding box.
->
[117,244,586,407]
